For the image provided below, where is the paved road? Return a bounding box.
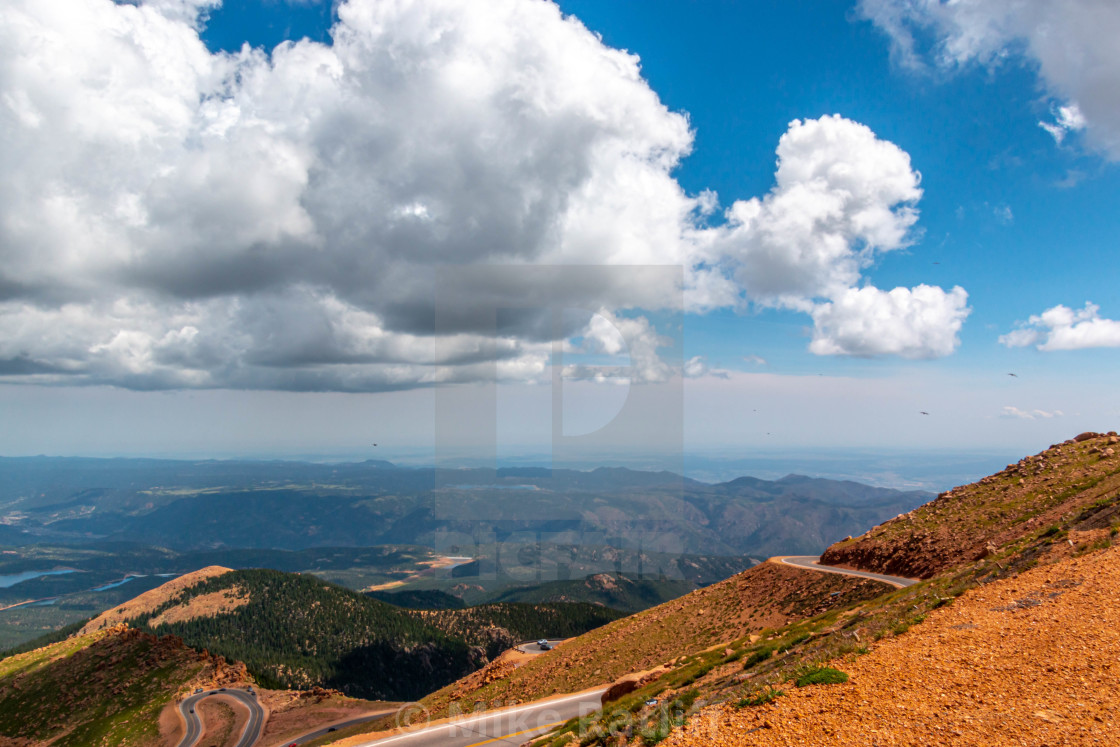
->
[176,688,265,747]
[514,639,566,654]
[774,555,919,588]
[281,711,395,745]
[348,689,606,747]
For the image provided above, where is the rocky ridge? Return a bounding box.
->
[79,565,233,635]
[821,431,1120,578]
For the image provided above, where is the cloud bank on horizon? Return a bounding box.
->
[0,0,981,393]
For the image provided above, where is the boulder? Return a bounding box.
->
[601,667,668,705]
[975,542,999,560]
[1074,432,1099,442]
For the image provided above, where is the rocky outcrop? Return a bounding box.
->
[586,574,621,591]
[475,625,516,660]
[448,650,523,699]
[821,431,1120,579]
[821,527,952,580]
[601,667,668,705]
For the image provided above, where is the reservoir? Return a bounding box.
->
[0,569,76,588]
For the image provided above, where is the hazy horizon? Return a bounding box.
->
[2,0,1118,473]
[0,443,1029,494]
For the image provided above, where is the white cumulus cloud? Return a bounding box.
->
[1040,104,1087,145]
[713,115,922,304]
[0,0,705,390]
[808,285,970,359]
[683,356,708,378]
[710,115,966,359]
[561,310,673,384]
[0,0,967,392]
[860,0,1120,159]
[1000,303,1120,351]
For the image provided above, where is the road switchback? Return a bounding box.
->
[176,687,264,747]
[774,555,919,588]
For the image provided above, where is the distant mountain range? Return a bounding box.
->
[0,456,932,558]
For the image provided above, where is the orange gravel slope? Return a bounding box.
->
[418,561,889,716]
[663,544,1120,746]
[80,565,233,634]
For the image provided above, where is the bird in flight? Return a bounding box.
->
[1008,373,1017,377]
[920,411,929,415]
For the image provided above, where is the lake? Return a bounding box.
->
[0,569,76,588]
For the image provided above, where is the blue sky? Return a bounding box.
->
[1,0,1119,474]
[196,0,1120,368]
[558,0,1120,372]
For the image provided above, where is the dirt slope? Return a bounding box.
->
[0,625,248,747]
[79,565,233,634]
[418,561,891,717]
[663,541,1120,745]
[822,431,1120,578]
[258,689,396,747]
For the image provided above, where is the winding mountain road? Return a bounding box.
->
[514,638,567,654]
[282,711,396,745]
[169,561,909,747]
[176,688,264,747]
[348,688,607,747]
[774,555,919,588]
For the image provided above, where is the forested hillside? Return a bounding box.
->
[481,573,697,613]
[125,569,478,700]
[111,569,622,700]
[412,602,624,657]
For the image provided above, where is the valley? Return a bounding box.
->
[3,433,1119,745]
[301,431,1120,746]
[0,457,928,651]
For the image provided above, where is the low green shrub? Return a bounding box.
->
[735,687,785,707]
[638,720,673,745]
[742,646,773,669]
[776,632,811,653]
[721,648,745,664]
[794,666,849,687]
[673,688,699,711]
[679,662,714,686]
